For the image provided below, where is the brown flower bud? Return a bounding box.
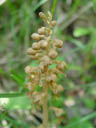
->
[30,53,42,60]
[53,39,63,48]
[56,61,66,71]
[52,68,60,75]
[46,74,57,82]
[52,21,56,26]
[41,55,51,66]
[50,82,57,93]
[39,40,48,49]
[32,42,40,50]
[29,55,38,59]
[25,66,32,74]
[25,66,37,74]
[46,76,51,82]
[27,48,37,55]
[31,33,41,40]
[38,27,46,35]
[39,12,47,21]
[51,107,64,117]
[35,53,42,58]
[45,28,52,35]
[51,74,57,82]
[48,49,58,59]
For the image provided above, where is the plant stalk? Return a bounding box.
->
[42,68,48,128]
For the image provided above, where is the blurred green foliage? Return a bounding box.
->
[0,0,96,127]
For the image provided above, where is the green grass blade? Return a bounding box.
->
[0,92,26,98]
[64,112,96,128]
[51,0,58,16]
[10,74,24,87]
[67,0,81,20]
[32,0,48,12]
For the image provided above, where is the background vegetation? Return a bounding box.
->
[0,0,96,127]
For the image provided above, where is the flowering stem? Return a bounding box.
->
[42,67,48,128]
[42,86,48,128]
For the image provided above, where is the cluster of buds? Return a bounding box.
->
[25,11,66,127]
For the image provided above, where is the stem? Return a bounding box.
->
[42,13,52,128]
[43,85,48,128]
[42,67,48,128]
